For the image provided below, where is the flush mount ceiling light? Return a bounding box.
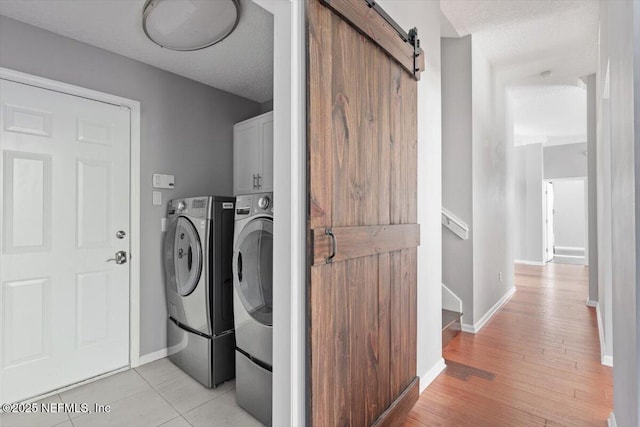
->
[142,0,240,51]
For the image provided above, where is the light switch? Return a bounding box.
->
[153,191,162,206]
[161,217,167,232]
[153,173,175,189]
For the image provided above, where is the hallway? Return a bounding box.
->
[405,263,613,426]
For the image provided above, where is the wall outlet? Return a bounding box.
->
[499,272,503,282]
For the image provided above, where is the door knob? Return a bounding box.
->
[107,251,128,265]
[116,230,126,239]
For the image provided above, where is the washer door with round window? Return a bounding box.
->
[163,215,210,334]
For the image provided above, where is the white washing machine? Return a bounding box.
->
[232,192,273,426]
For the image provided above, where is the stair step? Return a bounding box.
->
[442,309,463,349]
[442,309,462,331]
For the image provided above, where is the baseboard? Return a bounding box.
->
[461,323,476,333]
[137,347,168,366]
[419,358,446,393]
[461,287,516,334]
[595,303,614,367]
[552,255,587,265]
[514,259,545,266]
[554,246,585,255]
[586,298,598,308]
[607,412,617,427]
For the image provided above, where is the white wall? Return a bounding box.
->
[552,180,586,250]
[0,16,263,357]
[514,144,544,263]
[250,1,305,425]
[598,1,640,425]
[596,0,614,369]
[472,40,513,323]
[543,143,588,179]
[585,74,598,302]
[441,35,513,328]
[376,0,443,392]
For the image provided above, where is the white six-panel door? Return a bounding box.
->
[0,80,131,403]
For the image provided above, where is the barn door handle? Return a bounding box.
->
[325,228,336,263]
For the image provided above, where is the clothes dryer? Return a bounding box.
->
[232,192,273,426]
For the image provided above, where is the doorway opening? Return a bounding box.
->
[544,178,588,265]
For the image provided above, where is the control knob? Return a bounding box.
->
[258,196,271,210]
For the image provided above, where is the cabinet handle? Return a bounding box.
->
[253,174,257,189]
[257,174,262,189]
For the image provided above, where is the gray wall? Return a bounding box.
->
[441,36,474,322]
[585,74,599,303]
[543,142,588,179]
[471,39,513,322]
[259,99,273,113]
[514,144,544,262]
[552,180,586,249]
[0,16,262,357]
[602,0,640,425]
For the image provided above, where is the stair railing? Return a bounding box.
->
[441,207,469,240]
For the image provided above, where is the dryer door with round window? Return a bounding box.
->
[234,217,273,326]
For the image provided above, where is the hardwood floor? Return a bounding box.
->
[404,263,613,426]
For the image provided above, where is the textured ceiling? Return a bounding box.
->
[510,85,587,146]
[441,0,599,83]
[0,0,274,103]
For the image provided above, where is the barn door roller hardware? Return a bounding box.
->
[364,0,409,41]
[364,0,422,76]
[319,0,425,79]
[408,27,421,76]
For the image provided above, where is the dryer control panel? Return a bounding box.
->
[235,193,273,219]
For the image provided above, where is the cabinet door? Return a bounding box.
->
[234,123,262,195]
[260,114,274,192]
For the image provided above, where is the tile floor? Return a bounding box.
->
[0,358,263,427]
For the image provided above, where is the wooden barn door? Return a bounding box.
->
[306,0,424,425]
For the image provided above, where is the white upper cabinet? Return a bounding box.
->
[233,111,273,195]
